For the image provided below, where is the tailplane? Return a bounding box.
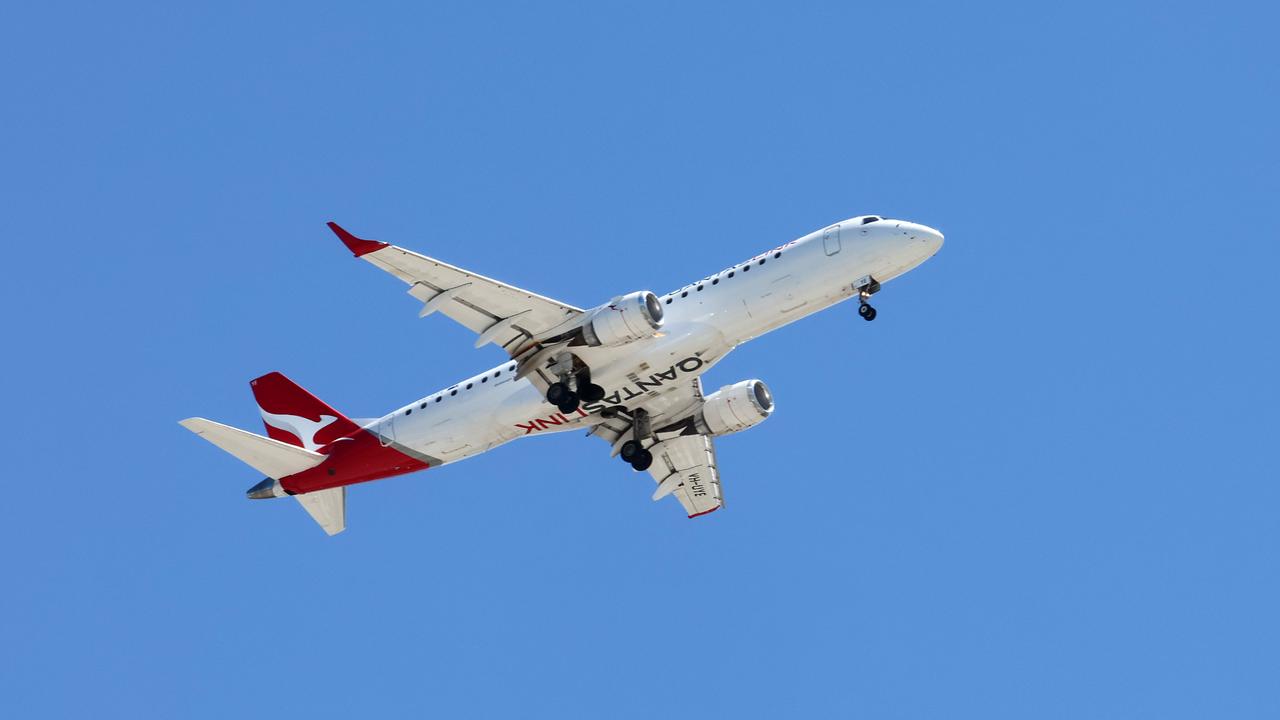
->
[295,487,346,535]
[179,418,326,479]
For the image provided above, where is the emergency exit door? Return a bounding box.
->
[823,225,841,256]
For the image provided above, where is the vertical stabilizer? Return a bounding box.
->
[250,372,361,451]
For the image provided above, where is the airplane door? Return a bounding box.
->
[379,417,396,447]
[823,225,841,256]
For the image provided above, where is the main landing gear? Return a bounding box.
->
[618,408,654,472]
[544,355,605,414]
[856,275,882,322]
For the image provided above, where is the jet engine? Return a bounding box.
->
[696,379,775,436]
[581,291,665,347]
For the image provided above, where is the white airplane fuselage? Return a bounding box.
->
[376,217,943,468]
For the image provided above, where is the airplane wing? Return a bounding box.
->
[329,222,585,358]
[588,378,724,518]
[645,434,723,518]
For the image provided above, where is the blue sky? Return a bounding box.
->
[3,1,1277,717]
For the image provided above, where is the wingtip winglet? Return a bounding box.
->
[327,221,389,257]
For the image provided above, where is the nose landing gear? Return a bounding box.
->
[855,275,881,322]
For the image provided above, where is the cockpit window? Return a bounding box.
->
[861,216,881,225]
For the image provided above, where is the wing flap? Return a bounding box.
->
[647,434,723,518]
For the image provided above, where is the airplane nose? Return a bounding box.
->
[898,222,944,252]
[921,224,944,250]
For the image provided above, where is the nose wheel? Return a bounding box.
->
[855,275,881,322]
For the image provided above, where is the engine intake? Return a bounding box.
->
[697,379,775,436]
[581,291,664,347]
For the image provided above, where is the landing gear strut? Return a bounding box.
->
[544,353,605,413]
[576,367,606,404]
[855,275,881,322]
[621,409,653,472]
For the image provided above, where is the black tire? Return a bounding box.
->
[620,440,641,462]
[862,306,877,321]
[546,382,569,405]
[631,449,654,472]
[858,303,871,318]
[556,392,580,414]
[580,382,606,403]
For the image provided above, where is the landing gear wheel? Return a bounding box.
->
[858,303,877,321]
[620,440,641,463]
[630,449,654,472]
[580,383,606,403]
[555,391,580,414]
[573,367,605,404]
[546,382,570,405]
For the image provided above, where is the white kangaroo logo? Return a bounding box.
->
[260,409,338,452]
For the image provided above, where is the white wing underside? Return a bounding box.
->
[357,243,585,358]
[647,434,723,517]
[588,378,725,518]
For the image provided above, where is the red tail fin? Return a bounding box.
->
[250,372,361,451]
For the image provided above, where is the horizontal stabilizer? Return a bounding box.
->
[295,487,346,535]
[179,418,326,479]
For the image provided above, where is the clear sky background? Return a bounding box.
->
[2,2,1277,717]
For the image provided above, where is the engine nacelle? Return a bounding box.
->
[696,379,775,436]
[581,290,665,347]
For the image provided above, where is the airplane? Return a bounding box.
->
[181,216,944,535]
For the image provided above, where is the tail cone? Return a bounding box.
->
[247,478,287,500]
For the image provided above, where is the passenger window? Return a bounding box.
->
[774,252,781,259]
[742,265,750,272]
[712,278,719,285]
[435,397,442,403]
[759,259,765,265]
[420,403,427,409]
[697,285,703,291]
[481,377,487,383]
[405,409,411,415]
[681,291,688,298]
[728,271,734,278]
[665,298,672,304]
[450,390,457,396]
[466,383,472,390]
